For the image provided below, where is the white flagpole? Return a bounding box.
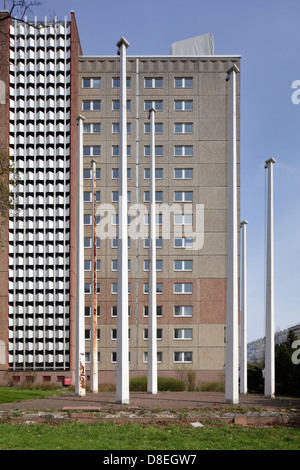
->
[75,115,86,397]
[147,108,157,394]
[116,37,130,404]
[240,220,248,395]
[225,64,239,404]
[264,157,275,398]
[90,158,98,393]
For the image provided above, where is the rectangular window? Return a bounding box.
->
[173,352,193,363]
[144,122,163,134]
[174,260,193,271]
[83,146,101,157]
[83,123,101,134]
[112,77,131,88]
[174,305,193,317]
[144,213,162,225]
[143,352,162,363]
[112,145,131,157]
[144,168,163,179]
[174,168,193,179]
[144,237,163,248]
[144,100,163,111]
[143,328,163,340]
[174,328,193,340]
[174,100,193,111]
[112,168,131,179]
[112,99,131,110]
[174,283,193,294]
[174,191,193,202]
[174,214,193,225]
[84,260,91,271]
[112,123,131,134]
[144,145,163,157]
[174,77,193,88]
[174,237,194,249]
[174,145,193,157]
[82,100,101,111]
[174,123,193,134]
[143,305,163,317]
[143,260,163,271]
[82,77,101,88]
[144,191,163,203]
[144,77,163,88]
[84,214,91,225]
[143,283,163,294]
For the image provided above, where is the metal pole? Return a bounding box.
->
[116,37,130,404]
[75,115,86,397]
[90,158,98,393]
[264,157,275,398]
[225,64,239,404]
[240,220,248,395]
[147,108,157,394]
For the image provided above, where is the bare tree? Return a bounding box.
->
[1,0,42,23]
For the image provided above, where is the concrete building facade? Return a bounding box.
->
[0,12,240,386]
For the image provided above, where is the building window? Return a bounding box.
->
[174,191,193,202]
[83,146,101,157]
[144,168,163,179]
[84,214,92,225]
[144,122,163,134]
[174,77,193,88]
[112,122,131,134]
[174,237,194,249]
[82,100,101,111]
[144,191,163,203]
[112,145,131,157]
[174,168,193,179]
[83,123,101,134]
[173,352,193,363]
[112,77,131,88]
[174,283,193,294]
[144,237,163,248]
[174,123,193,134]
[143,260,163,271]
[143,328,163,340]
[83,168,101,179]
[84,260,91,271]
[143,352,162,363]
[174,328,193,340]
[174,214,193,225]
[144,145,163,157]
[174,100,193,111]
[112,99,131,110]
[174,145,193,157]
[144,77,163,88]
[144,100,163,111]
[174,260,193,271]
[112,168,131,179]
[82,77,101,88]
[143,305,163,317]
[174,305,193,317]
[143,283,163,294]
[144,213,162,225]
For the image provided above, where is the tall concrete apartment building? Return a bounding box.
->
[0,11,240,386]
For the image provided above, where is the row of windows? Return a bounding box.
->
[84,259,193,272]
[83,190,194,203]
[84,282,194,295]
[83,213,193,226]
[85,351,193,364]
[84,305,193,317]
[82,167,193,181]
[83,236,194,249]
[82,99,193,112]
[82,77,193,89]
[83,122,194,134]
[85,327,193,341]
[82,145,194,157]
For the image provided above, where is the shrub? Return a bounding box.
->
[129,376,186,392]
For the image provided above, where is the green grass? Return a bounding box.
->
[0,421,299,450]
[0,387,65,404]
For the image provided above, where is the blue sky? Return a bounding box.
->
[22,0,300,341]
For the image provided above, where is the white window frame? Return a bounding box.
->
[174,77,193,88]
[174,100,193,111]
[174,145,193,157]
[174,328,193,340]
[82,100,101,111]
[144,100,163,111]
[174,305,193,317]
[174,237,194,249]
[174,260,193,271]
[174,123,193,134]
[173,352,193,363]
[82,77,101,88]
[144,77,163,88]
[174,191,193,202]
[173,282,193,294]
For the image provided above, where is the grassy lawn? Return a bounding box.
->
[0,386,66,404]
[0,421,299,450]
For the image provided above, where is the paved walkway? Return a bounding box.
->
[0,390,299,413]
